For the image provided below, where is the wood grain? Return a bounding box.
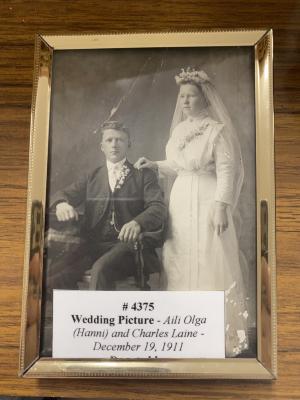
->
[0,0,299,397]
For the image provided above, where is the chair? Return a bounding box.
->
[44,211,164,291]
[134,228,165,290]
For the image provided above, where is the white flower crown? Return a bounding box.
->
[175,68,210,85]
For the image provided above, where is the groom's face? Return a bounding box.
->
[101,129,129,163]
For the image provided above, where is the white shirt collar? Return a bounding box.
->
[106,158,126,171]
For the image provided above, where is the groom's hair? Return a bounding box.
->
[100,120,130,137]
[100,120,131,147]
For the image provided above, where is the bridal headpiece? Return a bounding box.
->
[175,67,210,86]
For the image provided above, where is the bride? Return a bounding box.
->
[135,68,249,357]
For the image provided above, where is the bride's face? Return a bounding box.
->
[179,83,206,117]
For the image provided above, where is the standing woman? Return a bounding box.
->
[135,68,249,357]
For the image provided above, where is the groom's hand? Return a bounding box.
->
[56,202,79,222]
[118,220,141,243]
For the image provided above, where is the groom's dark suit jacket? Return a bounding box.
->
[50,160,167,273]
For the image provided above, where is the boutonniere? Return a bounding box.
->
[114,164,130,191]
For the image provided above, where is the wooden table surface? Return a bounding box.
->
[0,0,299,398]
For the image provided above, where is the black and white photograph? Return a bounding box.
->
[40,45,257,359]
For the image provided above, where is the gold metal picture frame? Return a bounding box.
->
[19,30,276,379]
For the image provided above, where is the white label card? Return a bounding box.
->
[53,290,225,359]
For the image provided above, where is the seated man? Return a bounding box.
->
[46,120,167,291]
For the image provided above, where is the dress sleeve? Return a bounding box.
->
[156,160,178,177]
[213,131,235,206]
[156,136,180,177]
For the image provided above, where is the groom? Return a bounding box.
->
[47,120,167,290]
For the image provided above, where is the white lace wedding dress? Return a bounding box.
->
[157,112,249,357]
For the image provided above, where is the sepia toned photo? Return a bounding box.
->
[41,45,256,358]
[20,31,276,379]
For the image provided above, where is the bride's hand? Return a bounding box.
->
[134,157,157,171]
[212,202,229,235]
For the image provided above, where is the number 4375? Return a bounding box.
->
[131,302,154,311]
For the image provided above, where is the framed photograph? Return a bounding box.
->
[19,30,276,379]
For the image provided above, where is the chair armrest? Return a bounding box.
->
[138,225,166,248]
[44,210,85,249]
